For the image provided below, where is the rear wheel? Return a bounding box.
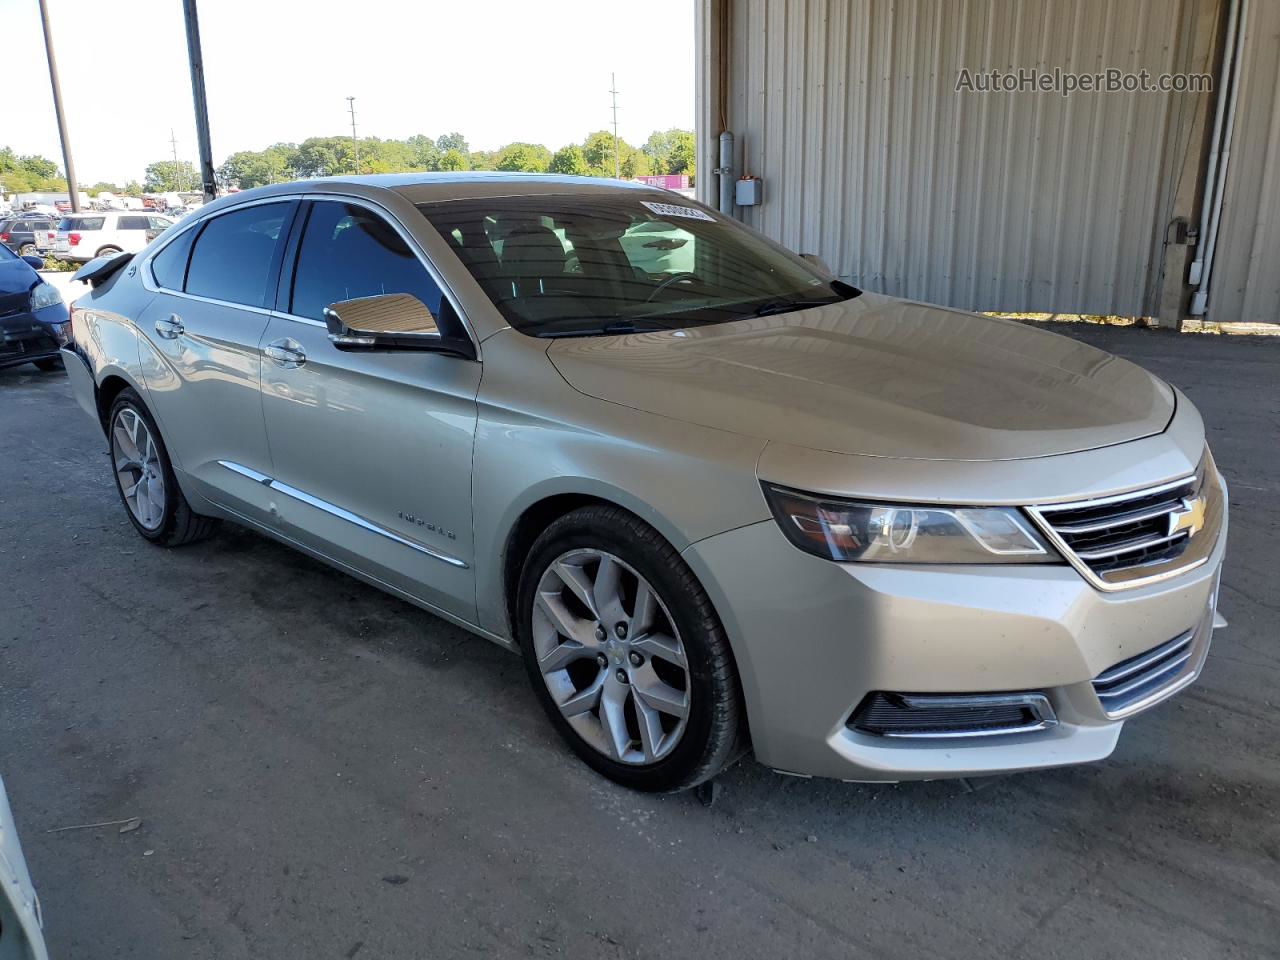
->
[96,245,123,258]
[517,505,744,792]
[108,388,216,546]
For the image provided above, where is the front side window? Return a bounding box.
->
[418,194,856,338]
[185,202,289,306]
[289,201,450,328]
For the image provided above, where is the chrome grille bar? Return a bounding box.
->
[1092,629,1197,716]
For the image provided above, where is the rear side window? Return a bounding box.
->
[60,217,105,231]
[118,216,149,230]
[289,201,446,323]
[150,227,197,290]
[185,203,289,306]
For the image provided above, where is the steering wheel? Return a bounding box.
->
[644,271,699,303]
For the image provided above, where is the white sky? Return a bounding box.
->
[3,0,695,185]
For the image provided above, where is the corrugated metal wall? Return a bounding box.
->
[1209,0,1280,324]
[707,0,1215,316]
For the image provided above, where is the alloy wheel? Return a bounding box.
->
[111,408,166,530]
[532,549,691,764]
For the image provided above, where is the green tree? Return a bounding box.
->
[581,130,618,176]
[0,147,67,193]
[548,144,588,176]
[436,132,468,153]
[144,159,197,191]
[83,181,124,195]
[468,149,498,171]
[439,148,468,171]
[495,142,551,173]
[293,136,356,178]
[406,135,441,171]
[642,128,695,175]
[218,144,294,189]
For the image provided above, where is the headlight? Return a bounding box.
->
[28,281,63,311]
[763,484,1058,564]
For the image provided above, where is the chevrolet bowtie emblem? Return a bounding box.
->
[1168,495,1207,538]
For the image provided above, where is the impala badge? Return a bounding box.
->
[399,511,456,540]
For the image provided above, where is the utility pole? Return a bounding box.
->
[609,73,620,179]
[37,0,80,211]
[347,96,361,175]
[182,0,218,202]
[169,128,185,191]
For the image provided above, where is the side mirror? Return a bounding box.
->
[322,292,472,356]
[22,255,45,270]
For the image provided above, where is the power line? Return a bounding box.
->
[347,96,361,175]
[610,73,620,179]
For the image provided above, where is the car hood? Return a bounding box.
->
[546,292,1175,461]
[0,258,37,297]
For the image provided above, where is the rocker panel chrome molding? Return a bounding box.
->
[217,460,469,569]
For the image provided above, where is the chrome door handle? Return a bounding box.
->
[264,339,306,368]
[154,314,184,339]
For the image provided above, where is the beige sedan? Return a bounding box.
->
[62,173,1227,791]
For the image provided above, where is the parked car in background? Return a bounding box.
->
[53,211,173,262]
[0,774,51,960]
[0,243,68,371]
[61,174,1227,792]
[0,216,57,257]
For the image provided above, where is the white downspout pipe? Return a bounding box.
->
[1190,0,1249,315]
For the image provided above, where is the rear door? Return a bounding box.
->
[137,200,298,525]
[259,197,480,620]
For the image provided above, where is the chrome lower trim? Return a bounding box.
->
[856,692,1058,740]
[216,460,468,569]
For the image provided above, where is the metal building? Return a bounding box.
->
[696,0,1278,326]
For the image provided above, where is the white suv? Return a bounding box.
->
[54,211,173,262]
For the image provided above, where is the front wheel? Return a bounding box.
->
[18,243,37,257]
[96,245,123,259]
[517,505,744,792]
[108,388,216,546]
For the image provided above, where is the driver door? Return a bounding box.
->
[258,198,481,623]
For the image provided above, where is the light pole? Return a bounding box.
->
[182,0,218,202]
[347,96,361,174]
[37,0,80,211]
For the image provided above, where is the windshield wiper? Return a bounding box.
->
[752,299,811,318]
[537,320,664,339]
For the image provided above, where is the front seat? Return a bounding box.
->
[499,224,570,298]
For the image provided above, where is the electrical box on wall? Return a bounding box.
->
[735,177,762,206]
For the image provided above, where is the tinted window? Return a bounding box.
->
[118,216,149,230]
[148,216,172,230]
[186,203,289,306]
[150,227,197,290]
[59,216,105,231]
[290,201,447,324]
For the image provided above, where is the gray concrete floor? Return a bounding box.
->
[1,326,1277,959]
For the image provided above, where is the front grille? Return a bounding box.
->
[1028,455,1222,590]
[1092,629,1195,716]
[849,691,1057,739]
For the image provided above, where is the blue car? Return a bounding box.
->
[0,245,69,371]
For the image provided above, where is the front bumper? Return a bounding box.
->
[683,496,1227,782]
[0,305,62,369]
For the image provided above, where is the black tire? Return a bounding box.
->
[107,387,217,547]
[96,245,123,258]
[517,505,744,792]
[18,243,37,257]
[33,357,62,371]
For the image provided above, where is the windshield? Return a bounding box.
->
[417,194,857,337]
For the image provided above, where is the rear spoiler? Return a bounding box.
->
[70,251,134,288]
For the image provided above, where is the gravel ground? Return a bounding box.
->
[1,324,1276,959]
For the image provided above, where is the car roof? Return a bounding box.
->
[221,172,662,206]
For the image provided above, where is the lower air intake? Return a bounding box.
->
[849,691,1057,739]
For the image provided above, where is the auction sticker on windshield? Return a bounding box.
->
[640,201,716,222]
